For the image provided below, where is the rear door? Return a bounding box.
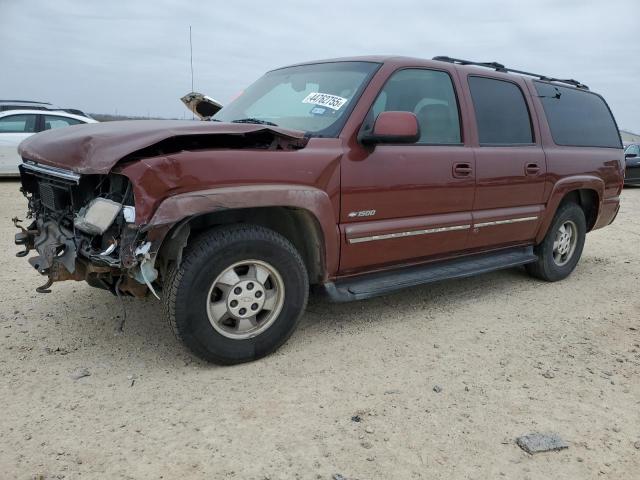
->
[0,113,37,175]
[339,67,475,273]
[463,75,547,250]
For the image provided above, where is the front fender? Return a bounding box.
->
[145,184,340,277]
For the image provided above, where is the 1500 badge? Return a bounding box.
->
[348,210,376,218]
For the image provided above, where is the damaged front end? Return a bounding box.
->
[14,161,155,298]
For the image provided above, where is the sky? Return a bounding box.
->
[1,0,639,131]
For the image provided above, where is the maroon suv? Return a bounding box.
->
[14,56,624,364]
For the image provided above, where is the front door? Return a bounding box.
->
[340,67,475,274]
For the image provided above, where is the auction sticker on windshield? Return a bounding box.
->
[302,92,348,110]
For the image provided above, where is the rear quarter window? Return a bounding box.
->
[534,81,621,148]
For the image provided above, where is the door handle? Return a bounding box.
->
[525,163,540,175]
[453,162,473,178]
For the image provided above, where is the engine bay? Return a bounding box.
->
[15,161,151,296]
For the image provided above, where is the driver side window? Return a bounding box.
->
[364,69,462,144]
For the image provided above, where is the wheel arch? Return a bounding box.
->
[157,206,327,284]
[147,185,339,285]
[536,176,603,244]
[559,189,599,231]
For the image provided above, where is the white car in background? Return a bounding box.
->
[0,109,97,176]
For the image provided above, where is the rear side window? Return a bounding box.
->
[534,82,621,148]
[468,76,533,145]
[0,114,37,133]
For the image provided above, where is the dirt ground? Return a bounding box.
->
[0,179,639,480]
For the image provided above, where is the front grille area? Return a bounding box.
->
[38,181,69,212]
[20,162,80,214]
[21,162,132,223]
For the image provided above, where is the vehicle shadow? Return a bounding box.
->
[17,248,613,369]
[70,266,540,364]
[18,264,535,369]
[302,265,532,330]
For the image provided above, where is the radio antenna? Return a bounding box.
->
[189,26,194,92]
[189,26,195,119]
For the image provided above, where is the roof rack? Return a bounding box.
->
[432,56,589,90]
[0,100,52,104]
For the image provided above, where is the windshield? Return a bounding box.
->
[214,61,380,137]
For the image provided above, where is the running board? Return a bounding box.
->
[322,246,537,302]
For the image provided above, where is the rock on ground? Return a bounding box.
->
[516,433,569,454]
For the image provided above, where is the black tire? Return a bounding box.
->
[526,202,586,282]
[163,224,308,364]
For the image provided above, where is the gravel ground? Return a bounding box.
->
[1,179,639,480]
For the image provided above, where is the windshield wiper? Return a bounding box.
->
[231,118,279,126]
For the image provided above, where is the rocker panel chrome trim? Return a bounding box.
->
[348,216,539,244]
[474,216,538,228]
[348,224,471,244]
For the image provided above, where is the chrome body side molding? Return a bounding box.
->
[348,216,539,244]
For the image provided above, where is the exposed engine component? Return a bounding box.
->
[16,162,149,296]
[74,197,123,235]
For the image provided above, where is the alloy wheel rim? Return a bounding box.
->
[206,260,285,339]
[552,220,577,266]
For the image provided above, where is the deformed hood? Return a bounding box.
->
[18,120,307,174]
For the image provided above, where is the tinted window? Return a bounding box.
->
[468,76,533,145]
[534,82,621,148]
[0,114,37,133]
[364,69,461,144]
[43,115,83,130]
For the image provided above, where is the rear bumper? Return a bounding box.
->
[593,196,621,229]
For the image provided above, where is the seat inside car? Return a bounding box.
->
[416,103,458,144]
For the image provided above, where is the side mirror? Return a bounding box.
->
[625,152,638,159]
[359,111,420,145]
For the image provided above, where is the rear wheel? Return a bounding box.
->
[526,202,586,282]
[163,225,308,364]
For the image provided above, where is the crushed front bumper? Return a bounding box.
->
[14,162,157,297]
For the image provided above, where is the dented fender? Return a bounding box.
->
[141,184,339,278]
[114,137,344,280]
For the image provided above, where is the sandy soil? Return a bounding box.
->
[0,179,639,480]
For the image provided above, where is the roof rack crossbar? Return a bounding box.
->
[0,100,52,104]
[432,56,589,90]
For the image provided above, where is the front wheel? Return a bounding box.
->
[526,202,586,282]
[163,225,309,364]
